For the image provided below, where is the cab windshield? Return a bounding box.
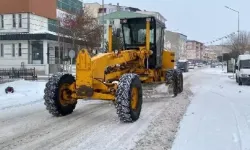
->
[122,18,155,49]
[240,60,250,69]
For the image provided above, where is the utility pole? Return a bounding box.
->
[221,38,224,71]
[102,0,105,52]
[225,6,240,51]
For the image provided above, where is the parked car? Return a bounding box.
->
[197,63,203,67]
[235,54,250,85]
[211,63,216,68]
[189,64,195,69]
[177,60,189,72]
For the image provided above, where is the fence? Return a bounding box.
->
[0,68,37,81]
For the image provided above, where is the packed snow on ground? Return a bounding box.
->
[0,80,46,110]
[171,67,250,150]
[0,71,194,150]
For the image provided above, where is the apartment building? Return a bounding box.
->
[84,2,102,18]
[179,34,188,59]
[84,2,140,19]
[186,40,204,61]
[164,30,187,60]
[136,11,166,24]
[204,46,218,61]
[0,0,83,75]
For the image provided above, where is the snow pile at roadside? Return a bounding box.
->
[172,67,250,150]
[201,67,229,75]
[0,80,46,110]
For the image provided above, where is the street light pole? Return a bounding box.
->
[237,11,240,42]
[225,6,240,47]
[222,38,224,71]
[225,6,240,77]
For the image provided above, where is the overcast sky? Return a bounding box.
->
[84,0,248,44]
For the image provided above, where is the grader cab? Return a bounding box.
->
[44,16,183,123]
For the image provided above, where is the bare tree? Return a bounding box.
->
[60,8,102,53]
[227,31,250,58]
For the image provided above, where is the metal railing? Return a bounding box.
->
[0,68,37,80]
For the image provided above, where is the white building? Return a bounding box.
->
[84,2,102,18]
[164,30,187,60]
[84,2,141,19]
[136,10,167,24]
[0,0,83,75]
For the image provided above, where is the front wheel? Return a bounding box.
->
[44,73,77,116]
[115,73,143,123]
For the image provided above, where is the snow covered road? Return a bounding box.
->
[0,70,196,150]
[172,67,250,150]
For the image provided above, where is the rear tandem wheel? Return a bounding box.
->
[176,69,183,93]
[166,69,179,97]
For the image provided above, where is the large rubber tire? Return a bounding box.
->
[115,73,143,123]
[44,73,77,116]
[176,69,183,93]
[166,69,178,97]
[238,77,242,86]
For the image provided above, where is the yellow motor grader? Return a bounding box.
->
[44,16,183,122]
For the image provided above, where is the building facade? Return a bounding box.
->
[164,30,187,60]
[136,11,167,23]
[186,40,204,61]
[84,2,141,19]
[179,34,187,59]
[203,46,218,61]
[0,0,83,75]
[85,3,142,50]
[84,2,102,18]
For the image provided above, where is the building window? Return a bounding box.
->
[13,14,16,28]
[18,43,22,56]
[48,19,58,32]
[12,44,15,57]
[19,14,22,28]
[31,41,43,64]
[0,15,3,28]
[57,0,83,14]
[98,8,107,13]
[0,44,3,57]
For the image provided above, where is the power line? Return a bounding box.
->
[204,32,236,45]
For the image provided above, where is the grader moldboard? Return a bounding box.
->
[44,16,183,123]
